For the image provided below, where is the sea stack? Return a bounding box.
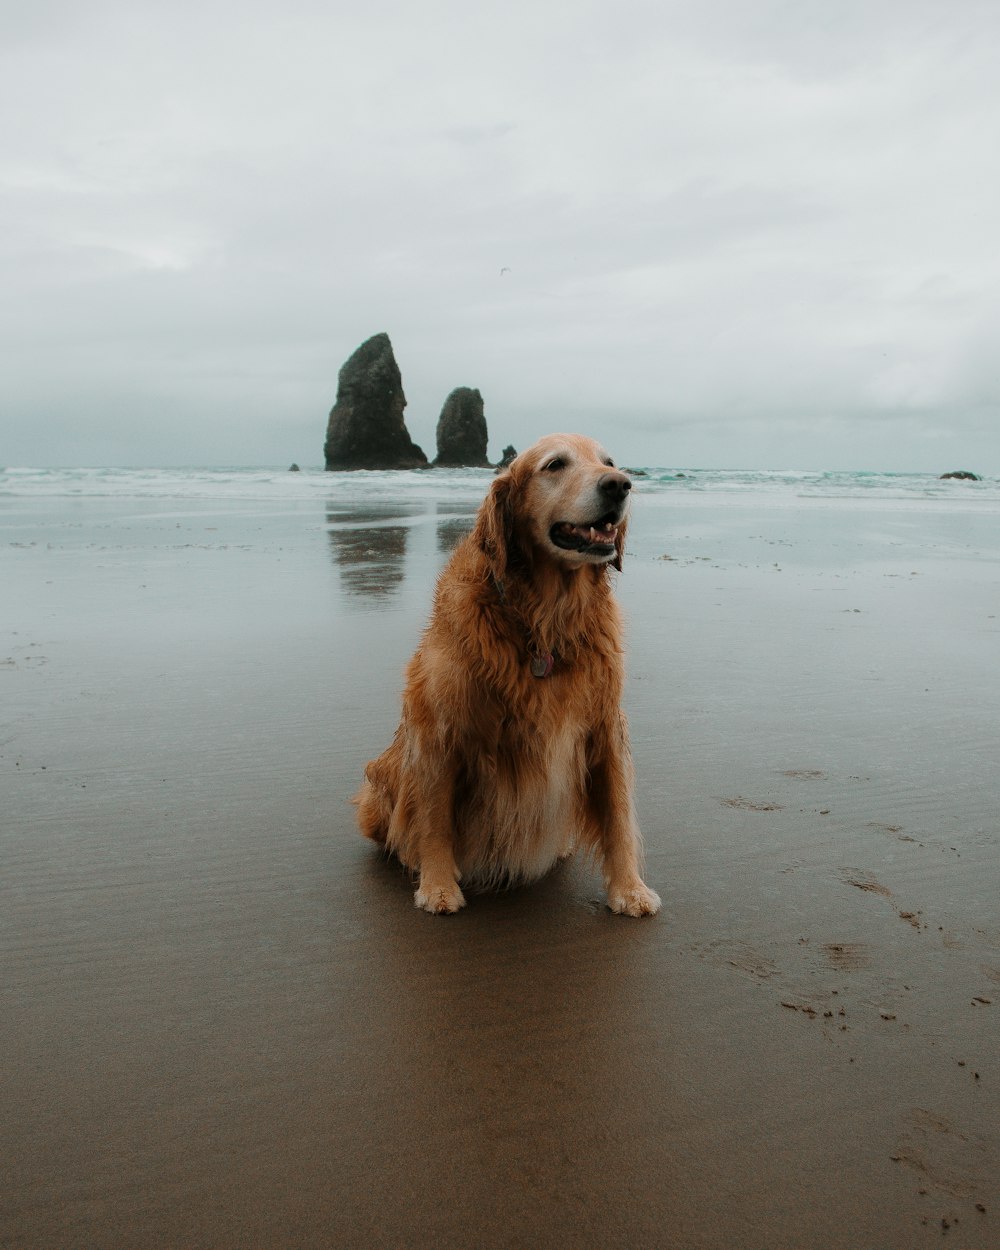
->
[433,387,491,467]
[324,333,428,471]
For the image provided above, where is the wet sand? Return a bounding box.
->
[2,487,999,1247]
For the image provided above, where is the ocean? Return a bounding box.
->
[2,464,997,505]
[5,463,997,583]
[1,465,990,497]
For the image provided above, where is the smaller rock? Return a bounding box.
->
[288,463,301,472]
[496,445,518,470]
[940,470,980,480]
[434,388,490,467]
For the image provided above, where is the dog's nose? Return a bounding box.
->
[598,472,632,502]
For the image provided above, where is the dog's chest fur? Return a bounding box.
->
[451,669,596,887]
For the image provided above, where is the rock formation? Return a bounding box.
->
[433,387,491,467]
[496,445,518,470]
[324,333,428,470]
[939,470,980,480]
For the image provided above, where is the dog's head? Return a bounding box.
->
[476,433,631,579]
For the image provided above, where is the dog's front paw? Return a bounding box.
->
[607,882,661,917]
[414,879,467,915]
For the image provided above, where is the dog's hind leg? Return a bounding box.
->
[355,730,407,844]
[355,774,390,844]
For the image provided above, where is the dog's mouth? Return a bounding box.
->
[550,512,620,555]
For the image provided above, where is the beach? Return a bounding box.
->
[2,468,998,1248]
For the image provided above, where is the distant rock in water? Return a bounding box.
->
[496,444,518,470]
[288,463,300,472]
[434,387,490,467]
[324,333,428,471]
[939,470,981,481]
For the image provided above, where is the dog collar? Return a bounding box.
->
[492,575,555,677]
[530,651,554,678]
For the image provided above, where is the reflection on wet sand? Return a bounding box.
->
[326,503,420,601]
[433,500,477,554]
[326,503,479,598]
[436,515,475,554]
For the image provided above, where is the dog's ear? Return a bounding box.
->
[475,470,518,582]
[612,512,628,572]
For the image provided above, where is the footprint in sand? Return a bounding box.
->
[719,796,785,812]
[691,939,778,985]
[867,820,918,843]
[842,868,893,897]
[841,869,926,928]
[890,1109,993,1203]
[821,942,874,972]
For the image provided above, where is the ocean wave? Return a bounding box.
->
[1,464,997,507]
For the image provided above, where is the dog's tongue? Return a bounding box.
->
[560,521,617,545]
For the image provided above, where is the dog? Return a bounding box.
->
[355,433,660,917]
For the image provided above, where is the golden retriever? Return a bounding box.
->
[355,433,660,918]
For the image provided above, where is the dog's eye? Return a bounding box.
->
[604,458,616,467]
[544,458,566,472]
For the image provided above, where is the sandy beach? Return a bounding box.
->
[2,473,998,1248]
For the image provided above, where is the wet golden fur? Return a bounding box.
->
[355,433,660,916]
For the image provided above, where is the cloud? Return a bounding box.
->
[2,0,999,469]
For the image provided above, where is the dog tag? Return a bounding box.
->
[530,652,554,678]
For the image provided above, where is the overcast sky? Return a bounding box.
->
[3,0,999,470]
